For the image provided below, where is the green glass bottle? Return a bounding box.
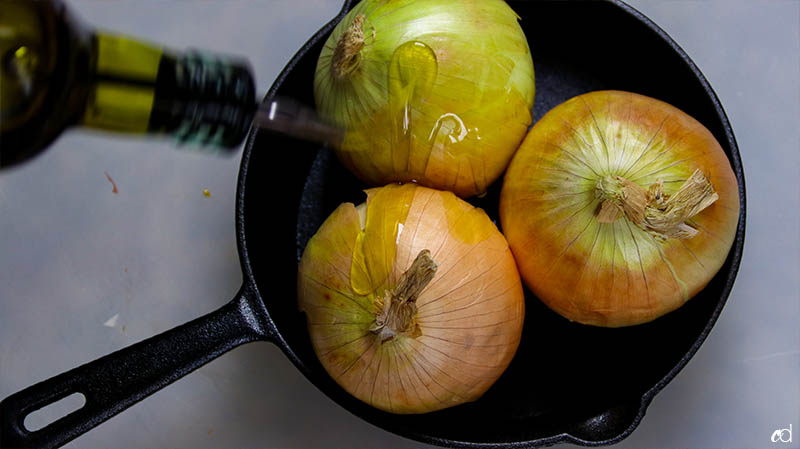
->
[0,0,256,168]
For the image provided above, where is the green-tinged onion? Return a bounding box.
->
[314,0,535,198]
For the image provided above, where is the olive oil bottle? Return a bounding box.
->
[0,0,257,168]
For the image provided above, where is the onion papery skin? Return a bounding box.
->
[499,90,740,327]
[313,0,535,198]
[298,183,524,413]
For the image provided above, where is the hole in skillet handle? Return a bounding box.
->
[22,393,87,433]
[247,0,746,448]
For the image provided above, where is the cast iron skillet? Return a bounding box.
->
[0,0,746,448]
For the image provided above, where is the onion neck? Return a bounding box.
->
[332,13,369,80]
[371,249,437,342]
[594,169,719,240]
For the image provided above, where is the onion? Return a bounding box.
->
[297,183,524,413]
[313,0,535,198]
[499,90,740,327]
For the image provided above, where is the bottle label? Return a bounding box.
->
[80,32,161,133]
[82,83,154,133]
[95,32,162,81]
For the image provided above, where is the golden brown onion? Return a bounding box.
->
[500,90,740,327]
[298,183,524,413]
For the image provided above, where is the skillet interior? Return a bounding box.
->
[241,0,745,446]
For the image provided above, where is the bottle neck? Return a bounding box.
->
[82,31,256,151]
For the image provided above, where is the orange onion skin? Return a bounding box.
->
[499,90,740,327]
[298,183,524,413]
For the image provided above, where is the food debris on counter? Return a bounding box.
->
[103,313,119,328]
[104,171,119,194]
[203,188,211,198]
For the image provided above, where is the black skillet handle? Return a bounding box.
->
[0,284,271,449]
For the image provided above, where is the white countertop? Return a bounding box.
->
[1,1,798,448]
